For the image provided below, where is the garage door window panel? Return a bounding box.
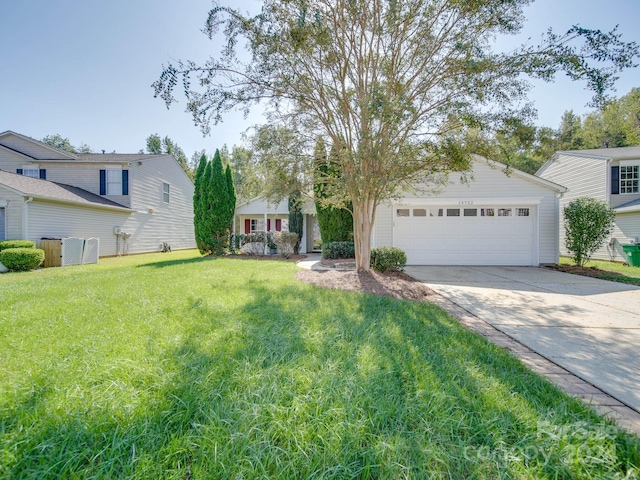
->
[498,208,512,216]
[446,208,460,217]
[413,208,426,217]
[396,208,410,217]
[464,209,477,217]
[430,209,443,217]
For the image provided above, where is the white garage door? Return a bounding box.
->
[394,206,536,265]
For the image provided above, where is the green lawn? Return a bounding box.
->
[1,250,638,479]
[560,256,640,285]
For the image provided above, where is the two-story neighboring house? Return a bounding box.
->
[537,146,640,261]
[0,131,196,257]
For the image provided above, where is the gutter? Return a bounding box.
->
[23,196,33,239]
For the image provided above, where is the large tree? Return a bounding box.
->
[154,0,638,271]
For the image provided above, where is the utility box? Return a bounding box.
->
[39,237,100,267]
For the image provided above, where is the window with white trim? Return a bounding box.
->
[162,182,170,203]
[106,169,122,195]
[250,219,265,232]
[620,164,639,194]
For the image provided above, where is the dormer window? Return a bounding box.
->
[17,165,46,179]
[99,168,129,196]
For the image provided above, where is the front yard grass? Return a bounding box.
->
[1,250,639,478]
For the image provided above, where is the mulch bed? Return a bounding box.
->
[545,263,640,285]
[296,268,438,302]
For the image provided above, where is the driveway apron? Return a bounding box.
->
[404,266,640,413]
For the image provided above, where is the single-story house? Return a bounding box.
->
[234,196,318,254]
[537,146,640,261]
[0,131,196,257]
[372,155,567,265]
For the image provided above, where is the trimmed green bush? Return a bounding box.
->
[564,197,616,266]
[370,247,407,272]
[0,240,35,252]
[0,247,45,272]
[322,241,355,259]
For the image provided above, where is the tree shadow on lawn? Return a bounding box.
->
[135,255,213,269]
[2,280,639,478]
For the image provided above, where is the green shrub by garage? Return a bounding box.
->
[370,247,407,272]
[322,241,355,259]
[0,240,35,252]
[0,248,45,272]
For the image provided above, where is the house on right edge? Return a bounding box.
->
[537,146,640,261]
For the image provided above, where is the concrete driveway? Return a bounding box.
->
[404,266,640,413]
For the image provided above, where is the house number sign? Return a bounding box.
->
[458,200,474,205]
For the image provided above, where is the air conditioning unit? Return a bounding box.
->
[628,237,639,245]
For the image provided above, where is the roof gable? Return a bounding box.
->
[0,131,78,160]
[472,155,567,193]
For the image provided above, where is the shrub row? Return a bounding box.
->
[370,247,407,272]
[322,241,355,259]
[0,240,35,252]
[321,242,407,272]
[0,241,45,272]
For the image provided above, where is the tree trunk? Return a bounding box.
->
[353,198,375,272]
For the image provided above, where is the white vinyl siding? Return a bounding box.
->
[120,156,195,253]
[27,201,130,256]
[0,187,24,240]
[33,163,131,208]
[537,154,607,259]
[0,134,74,160]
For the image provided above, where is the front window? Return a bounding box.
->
[106,170,122,195]
[620,164,639,194]
[250,219,265,232]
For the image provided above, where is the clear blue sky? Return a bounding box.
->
[1,0,638,158]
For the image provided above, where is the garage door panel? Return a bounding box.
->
[394,205,535,266]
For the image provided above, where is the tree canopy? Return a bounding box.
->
[145,133,193,180]
[154,0,638,270]
[42,134,92,154]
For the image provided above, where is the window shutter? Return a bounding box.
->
[17,169,23,175]
[276,219,282,231]
[122,170,129,195]
[100,170,106,195]
[267,219,271,231]
[39,169,46,180]
[611,166,620,195]
[245,219,250,234]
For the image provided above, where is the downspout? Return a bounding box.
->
[23,196,33,240]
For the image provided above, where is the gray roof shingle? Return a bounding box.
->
[0,170,130,211]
